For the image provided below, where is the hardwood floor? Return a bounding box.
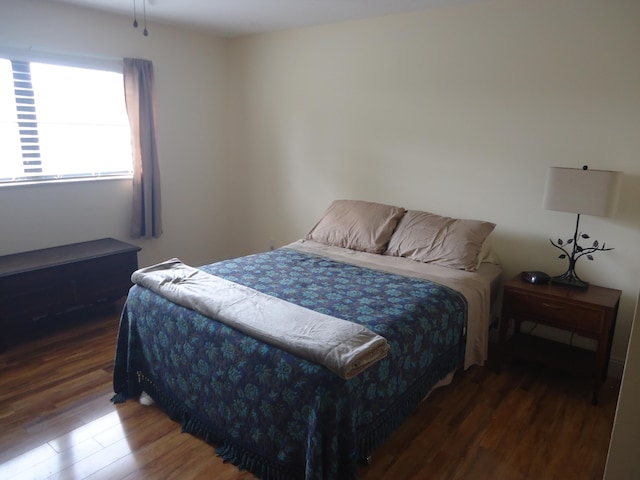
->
[0,300,619,479]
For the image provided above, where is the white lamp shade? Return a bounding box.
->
[543,167,622,217]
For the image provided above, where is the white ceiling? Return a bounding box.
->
[50,0,484,37]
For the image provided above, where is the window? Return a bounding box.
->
[0,55,132,185]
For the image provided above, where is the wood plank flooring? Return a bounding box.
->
[0,300,619,479]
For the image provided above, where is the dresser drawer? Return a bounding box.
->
[505,289,604,337]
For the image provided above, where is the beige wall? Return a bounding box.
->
[228,0,640,367]
[0,0,638,367]
[605,290,640,479]
[0,0,233,268]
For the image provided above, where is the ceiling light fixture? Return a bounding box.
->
[132,0,149,37]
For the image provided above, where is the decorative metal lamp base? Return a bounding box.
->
[549,212,612,290]
[551,269,589,289]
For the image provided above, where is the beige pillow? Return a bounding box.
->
[385,210,496,271]
[306,200,405,254]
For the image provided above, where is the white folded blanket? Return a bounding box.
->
[131,258,390,379]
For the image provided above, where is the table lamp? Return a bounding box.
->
[543,165,622,288]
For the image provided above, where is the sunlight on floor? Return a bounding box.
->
[0,411,128,480]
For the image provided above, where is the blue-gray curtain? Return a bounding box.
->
[124,58,162,238]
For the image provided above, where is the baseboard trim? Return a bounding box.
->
[608,356,625,379]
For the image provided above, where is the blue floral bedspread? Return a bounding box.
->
[113,248,467,479]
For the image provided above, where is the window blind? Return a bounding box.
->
[11,60,43,175]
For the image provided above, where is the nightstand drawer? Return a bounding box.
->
[505,290,604,337]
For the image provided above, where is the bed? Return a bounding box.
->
[112,200,502,480]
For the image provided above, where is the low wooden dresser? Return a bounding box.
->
[498,275,621,404]
[0,238,141,349]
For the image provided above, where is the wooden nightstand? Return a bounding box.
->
[498,275,621,404]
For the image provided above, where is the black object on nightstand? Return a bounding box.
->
[521,271,550,285]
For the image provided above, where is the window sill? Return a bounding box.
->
[0,175,133,189]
